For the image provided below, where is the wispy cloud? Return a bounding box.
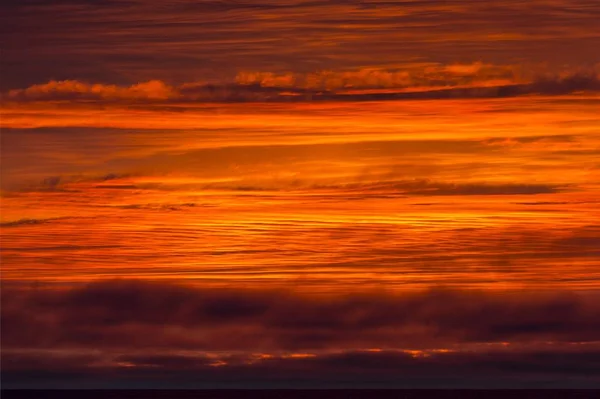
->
[3,1,600,89]
[2,0,600,388]
[4,64,600,104]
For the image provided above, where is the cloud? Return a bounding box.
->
[3,0,600,91]
[3,173,136,193]
[3,281,600,387]
[4,64,600,104]
[4,80,176,102]
[308,180,565,196]
[158,178,566,197]
[10,169,566,197]
[235,63,522,91]
[0,217,68,228]
[3,343,600,388]
[3,280,600,355]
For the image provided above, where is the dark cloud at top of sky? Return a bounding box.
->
[2,0,600,89]
[0,0,134,9]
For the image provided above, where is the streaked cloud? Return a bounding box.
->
[2,0,600,388]
[3,0,600,89]
[4,64,600,104]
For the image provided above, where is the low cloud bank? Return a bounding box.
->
[3,280,599,353]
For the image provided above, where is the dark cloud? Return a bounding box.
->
[11,172,566,197]
[4,69,600,104]
[3,347,600,388]
[0,218,54,228]
[3,281,600,355]
[173,179,565,196]
[1,0,133,7]
[3,281,599,387]
[2,0,600,89]
[340,180,564,196]
[4,173,135,193]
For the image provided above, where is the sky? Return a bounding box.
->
[1,0,600,389]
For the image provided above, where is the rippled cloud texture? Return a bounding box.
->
[1,0,600,389]
[2,0,600,89]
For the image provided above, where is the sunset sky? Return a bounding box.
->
[1,0,600,389]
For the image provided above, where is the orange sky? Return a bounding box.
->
[2,96,600,292]
[1,0,600,388]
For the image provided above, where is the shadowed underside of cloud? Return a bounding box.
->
[0,217,71,228]
[10,171,566,196]
[4,65,600,103]
[307,180,565,196]
[2,280,600,387]
[3,280,599,353]
[3,346,600,388]
[197,180,565,196]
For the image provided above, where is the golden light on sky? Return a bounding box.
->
[1,0,600,389]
